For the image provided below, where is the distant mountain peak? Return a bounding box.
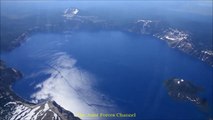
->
[63,8,79,19]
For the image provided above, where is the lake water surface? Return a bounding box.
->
[1,31,213,119]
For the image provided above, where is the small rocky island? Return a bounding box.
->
[0,60,80,120]
[164,78,211,116]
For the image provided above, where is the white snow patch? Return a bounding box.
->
[4,102,17,106]
[43,103,49,112]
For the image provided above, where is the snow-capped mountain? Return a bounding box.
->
[0,60,80,120]
[63,8,79,19]
[3,101,80,120]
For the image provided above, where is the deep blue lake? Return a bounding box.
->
[1,31,213,119]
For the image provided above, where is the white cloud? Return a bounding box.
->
[31,52,116,118]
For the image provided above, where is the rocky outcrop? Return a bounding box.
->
[0,60,80,120]
[127,19,213,67]
[127,19,168,35]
